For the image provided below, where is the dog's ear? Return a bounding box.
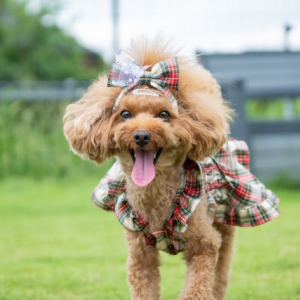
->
[172,62,234,161]
[176,92,233,161]
[63,77,121,164]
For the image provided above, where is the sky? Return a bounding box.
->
[31,0,300,61]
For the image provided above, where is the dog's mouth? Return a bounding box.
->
[130,148,163,187]
[130,148,163,165]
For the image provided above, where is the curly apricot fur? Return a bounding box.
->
[63,36,235,300]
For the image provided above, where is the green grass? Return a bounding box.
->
[1,176,300,300]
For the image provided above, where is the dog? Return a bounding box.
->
[63,37,280,300]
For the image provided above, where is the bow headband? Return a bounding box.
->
[107,50,179,114]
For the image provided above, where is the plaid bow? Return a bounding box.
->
[107,50,179,114]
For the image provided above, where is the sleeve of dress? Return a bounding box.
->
[90,160,124,212]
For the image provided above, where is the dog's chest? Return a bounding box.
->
[128,190,177,230]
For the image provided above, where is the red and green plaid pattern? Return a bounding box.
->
[136,58,179,89]
[131,57,179,104]
[107,50,179,112]
[91,140,280,255]
[205,139,280,226]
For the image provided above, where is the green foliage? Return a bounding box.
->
[295,97,300,116]
[0,179,299,299]
[0,100,111,179]
[0,0,108,80]
[246,97,300,119]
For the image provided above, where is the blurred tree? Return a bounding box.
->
[0,0,107,80]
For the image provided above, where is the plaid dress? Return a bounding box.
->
[91,140,280,255]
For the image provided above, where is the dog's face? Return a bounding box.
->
[109,90,192,187]
[64,52,233,188]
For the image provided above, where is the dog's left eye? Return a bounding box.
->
[158,111,170,120]
[120,110,132,119]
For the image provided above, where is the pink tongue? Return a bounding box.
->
[131,150,155,187]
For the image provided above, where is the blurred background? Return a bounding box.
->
[1,0,300,181]
[1,1,299,299]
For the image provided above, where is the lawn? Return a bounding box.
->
[1,174,300,300]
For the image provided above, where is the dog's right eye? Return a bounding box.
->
[158,111,170,120]
[120,110,132,119]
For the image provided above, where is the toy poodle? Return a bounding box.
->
[63,37,280,300]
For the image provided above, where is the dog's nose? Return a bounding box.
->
[133,130,151,148]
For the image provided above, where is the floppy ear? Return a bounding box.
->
[182,95,232,161]
[172,60,234,161]
[63,77,121,164]
[178,87,233,161]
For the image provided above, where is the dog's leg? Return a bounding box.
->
[125,230,161,300]
[212,223,236,300]
[179,225,221,300]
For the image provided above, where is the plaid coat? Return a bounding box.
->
[91,140,280,255]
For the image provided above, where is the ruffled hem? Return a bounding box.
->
[203,139,280,227]
[213,196,280,227]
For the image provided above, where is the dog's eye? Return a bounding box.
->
[158,111,170,120]
[120,110,132,119]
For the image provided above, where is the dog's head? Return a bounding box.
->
[63,37,233,187]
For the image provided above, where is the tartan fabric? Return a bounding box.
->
[107,50,140,87]
[107,50,179,114]
[91,140,280,255]
[137,58,179,90]
[203,140,280,226]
